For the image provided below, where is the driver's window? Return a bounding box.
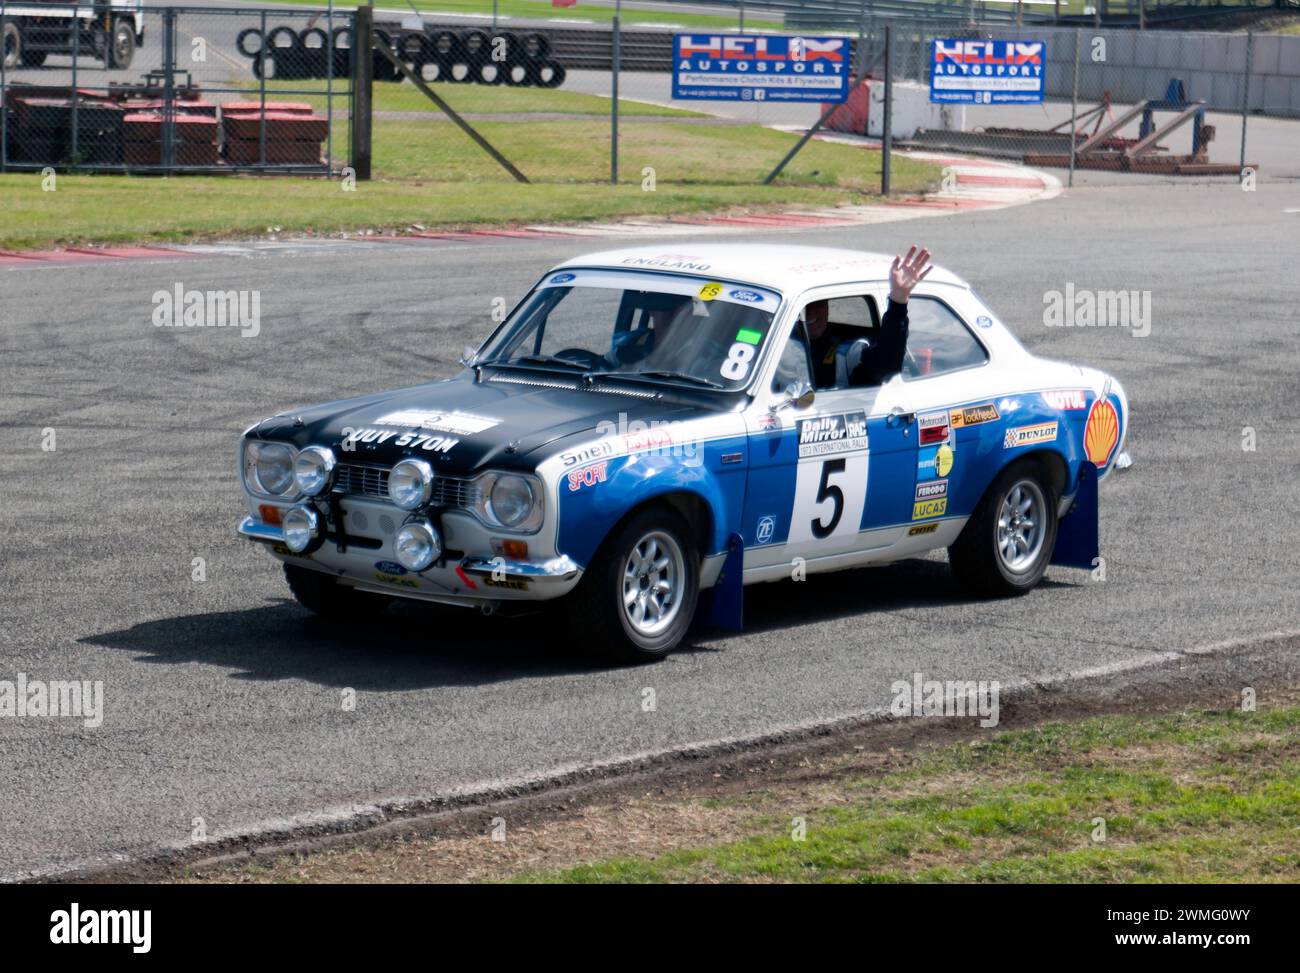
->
[771,329,813,395]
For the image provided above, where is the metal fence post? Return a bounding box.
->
[326,0,334,173]
[2,3,10,172]
[1239,31,1253,174]
[881,25,891,196]
[1068,27,1080,189]
[71,2,79,167]
[350,5,372,180]
[258,8,267,167]
[162,7,176,173]
[610,9,620,185]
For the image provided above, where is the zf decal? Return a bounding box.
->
[1003,422,1058,449]
[755,515,776,545]
[950,403,1000,429]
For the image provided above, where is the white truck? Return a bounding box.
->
[2,0,144,70]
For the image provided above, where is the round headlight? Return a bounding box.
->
[488,475,534,528]
[281,505,322,554]
[294,446,336,497]
[394,520,442,572]
[253,442,295,496]
[388,459,434,510]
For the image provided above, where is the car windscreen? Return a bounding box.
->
[477,269,781,392]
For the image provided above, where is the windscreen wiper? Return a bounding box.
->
[587,369,724,390]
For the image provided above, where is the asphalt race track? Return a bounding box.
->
[2,171,1300,878]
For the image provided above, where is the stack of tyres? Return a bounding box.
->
[221,102,329,166]
[9,97,127,165]
[395,27,564,87]
[234,23,564,87]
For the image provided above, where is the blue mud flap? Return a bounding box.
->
[1051,461,1099,570]
[701,532,745,632]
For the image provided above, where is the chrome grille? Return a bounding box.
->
[334,463,481,509]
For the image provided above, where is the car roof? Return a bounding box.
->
[551,243,971,295]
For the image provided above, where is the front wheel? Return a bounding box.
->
[948,459,1058,597]
[284,563,391,620]
[2,23,19,71]
[107,19,135,70]
[566,507,700,664]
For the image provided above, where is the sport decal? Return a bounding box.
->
[797,411,868,458]
[949,402,1000,429]
[1041,389,1088,411]
[788,411,869,548]
[566,462,609,491]
[1084,397,1120,467]
[1003,422,1058,449]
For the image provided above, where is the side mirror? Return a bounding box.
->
[772,380,815,413]
[458,345,477,367]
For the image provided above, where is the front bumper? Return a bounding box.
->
[238,514,582,606]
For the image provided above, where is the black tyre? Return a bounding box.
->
[428,29,460,62]
[949,458,1059,597]
[284,564,391,620]
[3,22,20,70]
[108,18,135,69]
[521,31,551,61]
[236,27,264,58]
[20,49,47,68]
[330,26,352,77]
[459,28,490,66]
[528,59,565,88]
[565,506,700,664]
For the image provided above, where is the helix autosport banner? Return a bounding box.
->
[929,39,1046,105]
[672,34,851,103]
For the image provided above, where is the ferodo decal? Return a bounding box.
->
[789,411,869,548]
[797,411,868,458]
[912,498,948,520]
[1041,389,1088,411]
[374,409,500,436]
[1084,397,1120,467]
[1003,422,1058,449]
[917,411,951,446]
[915,479,948,501]
[567,462,609,491]
[908,523,939,536]
[918,441,955,481]
[949,402,1000,429]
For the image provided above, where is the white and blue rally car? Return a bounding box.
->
[238,244,1128,662]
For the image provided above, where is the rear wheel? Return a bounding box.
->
[949,459,1058,597]
[284,563,391,620]
[108,19,134,70]
[566,507,699,664]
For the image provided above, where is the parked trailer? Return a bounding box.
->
[2,0,144,71]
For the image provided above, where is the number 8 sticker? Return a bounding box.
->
[721,342,755,381]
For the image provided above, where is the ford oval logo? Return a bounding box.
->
[549,272,576,284]
[729,289,762,303]
[375,560,407,575]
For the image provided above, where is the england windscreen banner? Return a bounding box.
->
[929,39,1046,105]
[672,35,851,103]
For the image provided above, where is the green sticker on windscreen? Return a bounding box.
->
[735,328,763,345]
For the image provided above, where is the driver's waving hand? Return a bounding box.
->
[805,245,933,388]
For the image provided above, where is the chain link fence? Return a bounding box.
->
[1,3,351,173]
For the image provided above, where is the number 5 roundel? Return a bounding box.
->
[787,411,869,552]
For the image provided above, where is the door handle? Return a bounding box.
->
[888,407,916,427]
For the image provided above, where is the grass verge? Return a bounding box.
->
[182,688,1300,884]
[0,114,936,249]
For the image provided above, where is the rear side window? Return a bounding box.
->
[902,298,988,379]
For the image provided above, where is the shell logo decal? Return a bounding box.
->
[1084,397,1120,467]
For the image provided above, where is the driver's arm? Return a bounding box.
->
[848,300,909,387]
